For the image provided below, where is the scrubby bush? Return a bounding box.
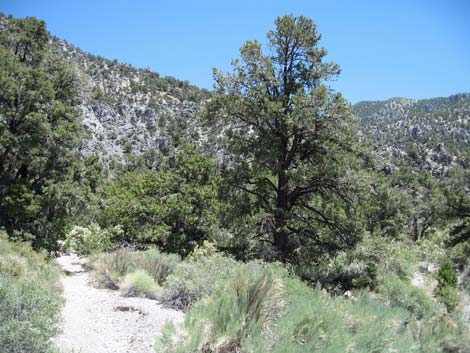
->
[297,236,420,293]
[159,253,241,310]
[136,248,180,285]
[65,224,119,256]
[437,258,459,288]
[378,273,434,319]
[157,261,469,353]
[89,249,135,288]
[156,268,286,353]
[436,285,459,313]
[123,270,159,299]
[449,242,470,269]
[90,259,121,289]
[0,233,62,353]
[89,248,180,290]
[297,251,378,292]
[265,287,417,353]
[409,313,470,353]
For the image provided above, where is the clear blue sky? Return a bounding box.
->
[2,0,469,103]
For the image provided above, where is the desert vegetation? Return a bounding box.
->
[0,11,469,353]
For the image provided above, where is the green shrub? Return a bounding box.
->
[136,248,180,285]
[436,286,459,313]
[378,274,434,319]
[381,247,417,281]
[123,270,159,299]
[0,255,28,276]
[157,250,470,353]
[0,233,62,353]
[299,250,379,292]
[435,258,459,312]
[89,248,180,289]
[449,241,470,269]
[156,268,285,353]
[409,313,470,353]
[157,265,444,353]
[90,259,121,290]
[297,237,418,292]
[160,253,241,310]
[65,224,119,256]
[437,258,458,288]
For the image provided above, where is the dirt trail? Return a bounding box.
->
[53,254,184,353]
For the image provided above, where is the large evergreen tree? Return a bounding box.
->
[0,16,99,249]
[205,15,365,260]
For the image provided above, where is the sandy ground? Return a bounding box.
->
[53,254,184,353]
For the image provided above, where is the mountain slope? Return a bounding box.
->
[50,36,210,166]
[354,93,470,176]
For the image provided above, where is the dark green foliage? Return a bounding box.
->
[436,258,459,312]
[99,145,220,255]
[351,261,377,288]
[437,258,458,288]
[444,167,470,268]
[204,14,365,261]
[295,235,418,292]
[0,15,102,250]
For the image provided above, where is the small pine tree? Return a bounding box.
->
[435,258,459,312]
[437,258,458,289]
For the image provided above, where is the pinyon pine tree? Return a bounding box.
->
[205,15,366,260]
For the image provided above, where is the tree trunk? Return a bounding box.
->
[273,169,290,260]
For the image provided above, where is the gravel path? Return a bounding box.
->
[53,254,184,353]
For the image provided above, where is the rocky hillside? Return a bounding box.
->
[4,14,468,174]
[50,36,211,166]
[354,93,470,176]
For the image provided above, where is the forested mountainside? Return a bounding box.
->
[355,94,470,176]
[50,37,211,167]
[1,13,470,353]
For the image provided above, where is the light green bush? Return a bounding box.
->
[0,233,62,353]
[159,253,241,310]
[156,268,285,353]
[296,237,418,292]
[123,270,159,299]
[156,254,470,353]
[65,224,119,256]
[136,248,180,285]
[408,313,470,353]
[378,273,434,319]
[436,285,459,313]
[89,248,180,289]
[157,265,440,353]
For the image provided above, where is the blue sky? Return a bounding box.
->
[2,0,469,103]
